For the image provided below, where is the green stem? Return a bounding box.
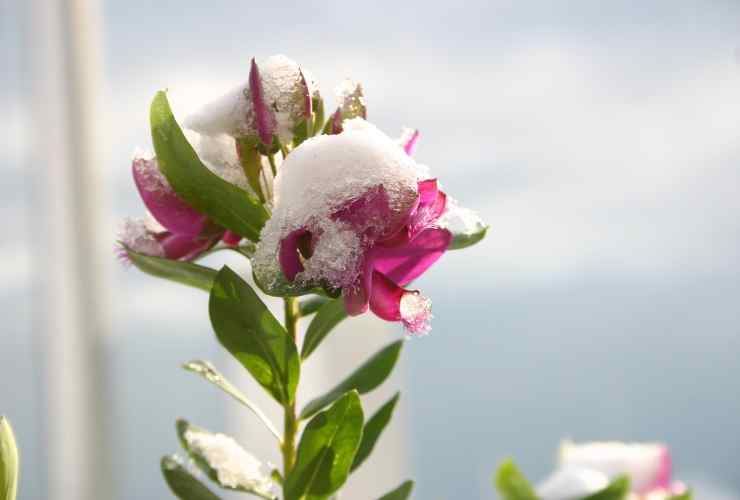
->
[268,153,278,177]
[282,297,300,494]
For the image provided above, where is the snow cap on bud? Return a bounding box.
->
[327,79,366,134]
[184,55,319,144]
[0,416,19,500]
[117,216,165,261]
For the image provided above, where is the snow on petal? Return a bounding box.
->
[559,441,673,494]
[253,119,423,292]
[369,271,432,336]
[117,217,164,259]
[132,156,207,236]
[183,428,274,495]
[184,54,318,144]
[537,465,611,500]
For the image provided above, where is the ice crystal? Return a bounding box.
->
[399,291,432,336]
[117,217,163,258]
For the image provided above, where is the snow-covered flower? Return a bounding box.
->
[537,441,687,500]
[118,155,238,261]
[252,119,460,335]
[184,54,318,145]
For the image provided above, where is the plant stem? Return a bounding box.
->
[282,297,300,492]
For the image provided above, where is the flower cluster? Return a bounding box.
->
[118,54,486,335]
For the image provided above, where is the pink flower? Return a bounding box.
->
[537,441,687,500]
[253,119,457,335]
[119,156,240,261]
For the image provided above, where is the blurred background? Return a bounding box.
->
[2,0,740,498]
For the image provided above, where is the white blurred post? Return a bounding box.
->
[24,1,110,499]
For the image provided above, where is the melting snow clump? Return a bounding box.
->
[183,428,273,494]
[253,119,426,292]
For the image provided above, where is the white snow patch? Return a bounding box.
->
[183,428,273,494]
[253,119,425,291]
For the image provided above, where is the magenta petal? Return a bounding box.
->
[368,271,403,321]
[222,230,242,247]
[279,228,311,281]
[249,58,276,145]
[159,233,216,261]
[299,68,312,118]
[402,129,420,156]
[408,180,447,238]
[374,228,452,286]
[343,257,374,316]
[331,107,343,134]
[132,157,207,236]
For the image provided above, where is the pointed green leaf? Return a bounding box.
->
[0,417,19,500]
[161,455,221,500]
[182,360,281,442]
[448,224,488,250]
[209,266,300,404]
[150,91,269,242]
[378,480,414,500]
[175,420,276,499]
[300,340,403,419]
[285,391,364,499]
[301,298,348,359]
[299,296,331,317]
[351,392,400,472]
[583,477,630,500]
[494,459,538,500]
[124,247,217,291]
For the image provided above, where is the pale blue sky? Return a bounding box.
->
[2,0,740,498]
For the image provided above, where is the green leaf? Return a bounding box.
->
[252,268,329,298]
[301,298,348,359]
[175,420,276,499]
[0,417,19,500]
[351,392,400,472]
[124,246,217,291]
[582,477,630,500]
[209,266,300,404]
[312,96,325,137]
[161,455,221,500]
[494,459,538,500]
[182,360,281,442]
[285,391,364,499]
[300,340,403,419]
[448,224,488,250]
[150,91,269,242]
[378,480,414,500]
[298,296,331,317]
[668,492,692,500]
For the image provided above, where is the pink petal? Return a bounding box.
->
[342,258,374,316]
[222,230,242,247]
[369,270,432,335]
[132,157,207,236]
[249,58,276,145]
[644,447,672,493]
[159,233,217,261]
[402,129,420,156]
[279,228,312,281]
[330,107,343,134]
[408,179,447,238]
[374,228,452,286]
[299,68,312,118]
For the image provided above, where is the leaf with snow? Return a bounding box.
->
[176,419,276,499]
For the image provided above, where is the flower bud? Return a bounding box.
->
[184,55,319,145]
[0,416,19,500]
